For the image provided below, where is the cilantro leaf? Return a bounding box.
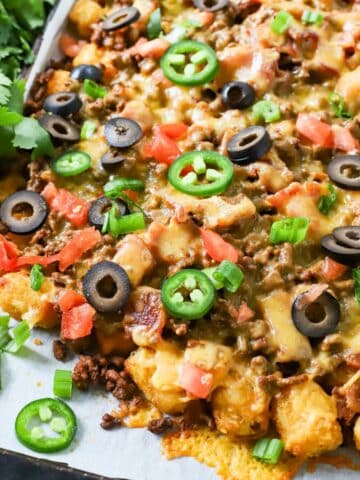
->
[0,106,23,126]
[7,79,25,114]
[12,117,54,159]
[318,183,337,215]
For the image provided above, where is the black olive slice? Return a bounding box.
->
[221,81,255,110]
[328,155,360,190]
[333,226,360,250]
[88,196,128,230]
[104,117,143,148]
[321,234,360,266]
[0,191,48,235]
[44,92,82,117]
[101,151,126,168]
[292,291,340,338]
[83,261,131,313]
[70,64,103,82]
[102,7,140,31]
[193,0,228,12]
[226,125,272,165]
[39,114,80,142]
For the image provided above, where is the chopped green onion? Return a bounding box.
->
[53,369,73,399]
[0,315,10,328]
[39,405,53,422]
[181,18,202,28]
[0,327,11,350]
[271,11,293,34]
[30,264,44,292]
[104,177,145,199]
[147,8,162,39]
[353,268,360,305]
[203,267,224,290]
[253,438,284,464]
[269,217,310,244]
[318,183,337,215]
[301,10,323,25]
[101,211,110,235]
[107,206,146,237]
[252,100,281,123]
[328,92,351,119]
[80,120,96,140]
[83,79,107,99]
[4,320,31,354]
[213,261,244,293]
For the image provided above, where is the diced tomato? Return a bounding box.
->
[61,303,95,340]
[159,123,188,140]
[59,33,86,58]
[0,243,16,272]
[123,189,138,201]
[296,114,333,148]
[16,254,59,268]
[268,181,324,209]
[200,228,239,263]
[144,127,181,166]
[58,290,87,312]
[333,126,359,152]
[322,256,348,282]
[178,362,214,399]
[42,182,89,228]
[58,227,101,272]
[237,303,254,324]
[136,38,170,58]
[0,235,19,258]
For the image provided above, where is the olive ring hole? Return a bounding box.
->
[239,133,258,147]
[340,164,360,179]
[304,302,327,324]
[53,123,68,135]
[11,202,34,220]
[96,275,118,299]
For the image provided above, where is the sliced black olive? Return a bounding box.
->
[291,291,340,338]
[333,226,360,250]
[88,196,128,230]
[193,0,228,12]
[321,234,360,266]
[101,151,126,168]
[104,117,142,148]
[102,7,140,31]
[328,155,360,190]
[83,261,131,313]
[39,114,80,142]
[221,82,255,110]
[44,92,82,117]
[226,126,272,165]
[0,191,48,235]
[71,64,103,82]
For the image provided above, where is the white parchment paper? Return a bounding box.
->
[3,1,359,478]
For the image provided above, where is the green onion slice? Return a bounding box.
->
[83,79,107,99]
[0,315,10,329]
[318,183,337,215]
[80,120,97,140]
[4,320,31,354]
[147,8,162,39]
[271,11,293,34]
[107,206,146,237]
[353,268,360,305]
[53,369,73,399]
[253,438,284,464]
[30,264,44,291]
[252,100,281,123]
[104,177,145,199]
[202,267,225,290]
[269,217,310,244]
[301,10,323,25]
[213,261,244,293]
[328,92,351,119]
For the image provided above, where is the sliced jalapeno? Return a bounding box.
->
[15,398,77,453]
[161,269,216,320]
[168,150,233,197]
[160,40,218,86]
[52,151,91,176]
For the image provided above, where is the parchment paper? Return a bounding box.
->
[2,1,359,478]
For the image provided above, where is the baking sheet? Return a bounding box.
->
[3,0,360,478]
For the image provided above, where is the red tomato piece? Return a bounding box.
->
[296,114,333,148]
[178,362,214,399]
[61,303,95,340]
[322,256,348,282]
[144,127,181,166]
[58,227,101,272]
[159,123,188,140]
[42,182,89,228]
[136,38,170,59]
[58,290,87,312]
[0,235,19,258]
[16,254,59,268]
[333,126,359,152]
[200,228,239,263]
